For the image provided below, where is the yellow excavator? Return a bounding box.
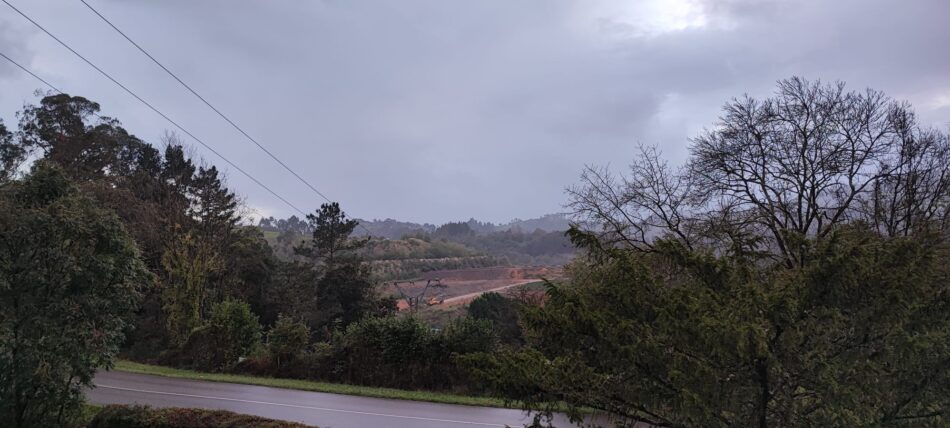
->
[426,293,446,306]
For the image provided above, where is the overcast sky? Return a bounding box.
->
[1,0,947,224]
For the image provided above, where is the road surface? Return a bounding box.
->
[88,371,591,427]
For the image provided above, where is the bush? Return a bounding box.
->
[468,229,950,426]
[333,315,497,390]
[467,292,523,345]
[335,316,441,389]
[172,299,261,371]
[87,404,312,427]
[278,343,336,380]
[230,315,500,392]
[267,314,311,369]
[442,317,497,355]
[209,299,262,365]
[87,405,153,428]
[0,164,150,427]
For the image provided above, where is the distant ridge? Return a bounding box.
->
[349,213,572,239]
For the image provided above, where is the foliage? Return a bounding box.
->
[208,299,262,366]
[360,236,475,261]
[467,227,950,427]
[3,94,279,361]
[464,78,950,427]
[189,165,239,240]
[258,214,311,234]
[295,202,364,268]
[87,404,312,428]
[262,216,574,269]
[467,292,523,345]
[0,120,24,182]
[269,203,393,338]
[435,221,476,238]
[446,229,574,266]
[0,163,149,427]
[331,316,497,390]
[161,232,223,347]
[267,314,311,368]
[348,214,571,240]
[113,360,509,407]
[367,256,502,282]
[442,317,498,355]
[220,228,278,325]
[569,77,950,268]
[336,316,440,388]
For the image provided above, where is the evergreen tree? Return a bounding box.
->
[296,202,364,268]
[0,163,150,427]
[0,121,23,182]
[467,227,950,427]
[190,165,239,240]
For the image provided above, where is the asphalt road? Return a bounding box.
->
[88,371,591,428]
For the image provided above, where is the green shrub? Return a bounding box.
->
[467,292,523,345]
[209,299,262,365]
[0,163,150,427]
[87,404,312,427]
[175,299,261,371]
[88,405,151,428]
[337,316,440,388]
[443,317,497,354]
[332,316,497,390]
[267,314,311,369]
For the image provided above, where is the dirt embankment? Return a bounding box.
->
[387,266,563,310]
[417,266,563,281]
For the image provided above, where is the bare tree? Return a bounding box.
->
[569,77,950,267]
[567,146,700,252]
[861,121,950,237]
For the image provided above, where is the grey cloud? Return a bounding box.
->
[1,0,947,223]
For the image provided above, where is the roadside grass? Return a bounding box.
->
[111,360,511,408]
[75,404,102,427]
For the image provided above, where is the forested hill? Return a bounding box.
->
[257,213,572,240]
[258,213,576,270]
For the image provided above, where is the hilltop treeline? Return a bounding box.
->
[260,215,575,271]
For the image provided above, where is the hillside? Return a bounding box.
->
[347,213,573,239]
[257,213,576,276]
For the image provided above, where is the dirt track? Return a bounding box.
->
[388,266,560,311]
[439,279,538,306]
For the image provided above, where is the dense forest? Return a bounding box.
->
[257,213,573,240]
[260,214,575,278]
[2,77,949,428]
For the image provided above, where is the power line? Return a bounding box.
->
[0,48,305,217]
[0,1,308,216]
[77,0,374,234]
[0,51,63,93]
[79,0,334,205]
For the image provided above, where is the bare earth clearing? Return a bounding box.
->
[386,266,562,310]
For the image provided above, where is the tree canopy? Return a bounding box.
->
[0,162,151,427]
[471,78,950,427]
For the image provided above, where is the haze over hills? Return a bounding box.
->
[257,212,576,279]
[257,213,573,240]
[353,213,573,239]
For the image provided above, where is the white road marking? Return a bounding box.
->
[95,384,508,427]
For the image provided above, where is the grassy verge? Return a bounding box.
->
[73,404,103,427]
[112,360,510,408]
